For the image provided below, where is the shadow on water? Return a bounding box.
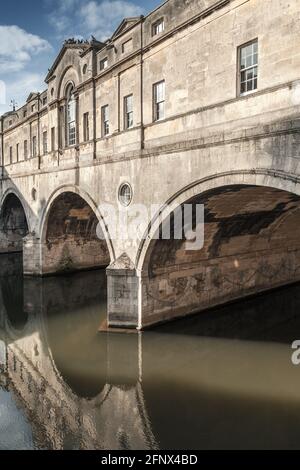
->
[153,282,300,344]
[0,253,28,332]
[2,254,300,449]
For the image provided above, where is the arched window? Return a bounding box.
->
[66,84,76,146]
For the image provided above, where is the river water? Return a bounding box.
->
[1,253,300,450]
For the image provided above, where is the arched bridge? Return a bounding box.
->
[1,0,300,329]
[2,129,300,329]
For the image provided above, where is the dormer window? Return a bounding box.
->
[42,96,47,106]
[66,84,76,146]
[31,104,36,113]
[23,110,27,118]
[122,38,133,54]
[100,57,108,71]
[152,18,164,36]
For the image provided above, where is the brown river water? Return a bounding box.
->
[1,253,300,450]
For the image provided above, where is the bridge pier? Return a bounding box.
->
[107,254,140,329]
[23,234,43,276]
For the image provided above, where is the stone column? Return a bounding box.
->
[23,233,43,276]
[106,253,139,329]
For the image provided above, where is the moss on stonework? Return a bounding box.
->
[58,246,74,273]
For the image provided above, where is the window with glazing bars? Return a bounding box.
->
[43,131,47,155]
[239,40,258,95]
[153,80,165,121]
[124,95,133,129]
[102,105,109,136]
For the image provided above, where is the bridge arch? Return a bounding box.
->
[0,189,30,254]
[38,185,114,275]
[136,170,300,329]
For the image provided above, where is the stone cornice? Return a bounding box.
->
[2,117,300,179]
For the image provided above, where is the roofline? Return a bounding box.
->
[144,0,170,19]
[111,16,142,40]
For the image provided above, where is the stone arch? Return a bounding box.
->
[0,189,30,254]
[136,169,300,329]
[57,66,79,100]
[38,185,114,276]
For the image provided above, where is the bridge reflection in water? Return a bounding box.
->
[1,254,300,449]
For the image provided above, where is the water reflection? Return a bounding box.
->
[1,254,300,449]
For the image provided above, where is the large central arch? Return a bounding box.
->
[132,171,300,329]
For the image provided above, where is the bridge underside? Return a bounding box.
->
[1,185,300,329]
[108,185,300,329]
[23,192,110,276]
[0,194,28,254]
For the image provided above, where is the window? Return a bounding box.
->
[124,95,133,130]
[51,127,55,152]
[23,110,27,118]
[24,140,28,160]
[152,18,164,36]
[31,104,36,113]
[9,120,12,127]
[153,80,165,121]
[43,131,48,155]
[239,39,258,95]
[42,96,47,106]
[100,58,108,71]
[122,38,133,54]
[119,183,133,207]
[101,105,109,136]
[83,64,88,75]
[16,143,19,162]
[83,112,90,142]
[66,85,76,146]
[32,136,37,157]
[9,147,13,164]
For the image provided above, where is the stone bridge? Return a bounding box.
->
[1,0,300,329]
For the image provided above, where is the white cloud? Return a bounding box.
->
[48,0,144,40]
[0,26,52,75]
[0,73,46,115]
[82,1,144,40]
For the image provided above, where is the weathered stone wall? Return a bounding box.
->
[23,191,110,275]
[139,186,300,327]
[0,193,28,253]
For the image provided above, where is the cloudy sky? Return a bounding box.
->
[0,0,162,114]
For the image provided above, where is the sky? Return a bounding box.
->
[0,0,162,114]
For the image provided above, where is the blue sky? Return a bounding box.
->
[0,0,162,114]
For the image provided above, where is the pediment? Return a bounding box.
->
[26,92,38,103]
[111,17,141,39]
[45,41,90,83]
